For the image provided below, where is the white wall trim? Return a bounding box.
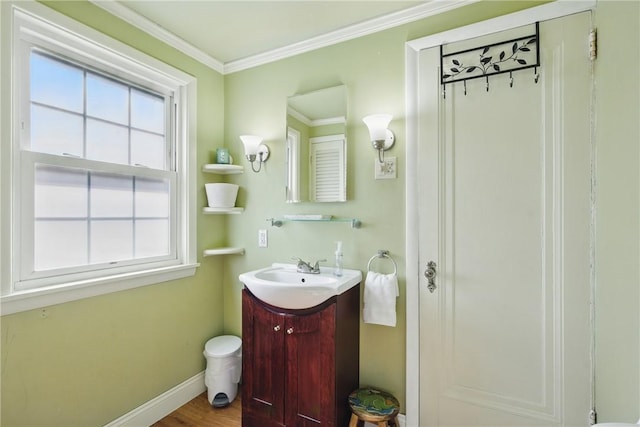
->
[89,0,224,73]
[90,0,478,75]
[2,264,198,315]
[103,371,206,427]
[404,1,596,426]
[102,373,405,427]
[407,0,596,51]
[404,41,421,427]
[223,0,479,74]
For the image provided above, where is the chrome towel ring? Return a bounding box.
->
[367,250,397,275]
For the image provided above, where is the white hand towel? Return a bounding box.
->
[363,271,399,327]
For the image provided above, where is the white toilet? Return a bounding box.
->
[203,335,242,408]
[594,418,640,426]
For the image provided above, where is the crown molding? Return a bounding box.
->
[224,0,479,74]
[287,107,312,127]
[287,106,346,128]
[89,0,225,73]
[90,0,478,75]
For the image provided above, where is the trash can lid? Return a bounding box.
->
[204,335,241,357]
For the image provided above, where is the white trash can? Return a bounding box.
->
[203,335,242,408]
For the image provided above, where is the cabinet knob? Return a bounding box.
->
[286,327,294,335]
[273,325,281,332]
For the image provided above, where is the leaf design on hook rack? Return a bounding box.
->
[440,24,539,86]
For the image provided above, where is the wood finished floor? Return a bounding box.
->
[152,391,241,427]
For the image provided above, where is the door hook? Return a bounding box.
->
[485,76,489,92]
[442,84,446,99]
[509,71,514,88]
[534,67,539,84]
[463,80,467,96]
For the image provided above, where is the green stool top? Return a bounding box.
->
[348,387,400,417]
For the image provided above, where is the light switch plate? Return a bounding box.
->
[258,229,268,247]
[374,156,397,179]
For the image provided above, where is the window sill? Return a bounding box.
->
[1,263,199,316]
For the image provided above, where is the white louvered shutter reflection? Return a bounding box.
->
[309,136,345,202]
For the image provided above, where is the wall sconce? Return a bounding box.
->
[240,135,270,173]
[362,114,395,163]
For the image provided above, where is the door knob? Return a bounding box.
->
[273,325,281,332]
[286,327,294,335]
[424,261,437,293]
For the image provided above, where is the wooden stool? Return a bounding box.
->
[348,387,400,427]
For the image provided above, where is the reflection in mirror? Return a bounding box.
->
[286,85,347,203]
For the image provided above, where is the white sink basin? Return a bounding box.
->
[239,263,362,309]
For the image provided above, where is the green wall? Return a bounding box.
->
[2,0,639,425]
[593,1,640,422]
[1,1,228,425]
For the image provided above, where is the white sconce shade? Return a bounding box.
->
[362,114,395,163]
[240,135,263,156]
[239,135,269,173]
[363,114,392,142]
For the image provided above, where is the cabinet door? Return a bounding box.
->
[242,290,286,425]
[284,303,336,426]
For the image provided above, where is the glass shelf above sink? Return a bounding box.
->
[267,217,361,229]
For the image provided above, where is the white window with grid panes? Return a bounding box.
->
[1,2,198,314]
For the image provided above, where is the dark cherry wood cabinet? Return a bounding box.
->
[242,284,360,427]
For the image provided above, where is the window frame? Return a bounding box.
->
[1,1,198,315]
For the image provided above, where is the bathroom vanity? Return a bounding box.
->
[241,284,360,427]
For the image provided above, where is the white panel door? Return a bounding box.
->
[418,12,592,427]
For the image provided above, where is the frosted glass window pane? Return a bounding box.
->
[86,119,129,164]
[90,173,133,218]
[34,220,87,270]
[87,73,128,125]
[135,219,169,258]
[30,52,83,113]
[31,105,83,156]
[135,178,170,218]
[24,48,177,279]
[35,165,88,218]
[131,89,164,133]
[131,130,166,170]
[90,220,133,264]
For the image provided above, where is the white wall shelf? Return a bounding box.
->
[203,207,244,215]
[202,163,245,256]
[203,247,245,257]
[202,164,244,174]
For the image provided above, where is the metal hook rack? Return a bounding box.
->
[440,22,540,97]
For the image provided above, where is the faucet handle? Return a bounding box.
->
[313,259,327,269]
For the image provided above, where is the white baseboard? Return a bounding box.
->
[104,371,206,427]
[103,371,405,427]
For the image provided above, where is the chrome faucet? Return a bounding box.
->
[292,257,326,274]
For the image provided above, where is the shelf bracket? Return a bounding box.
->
[268,218,283,227]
